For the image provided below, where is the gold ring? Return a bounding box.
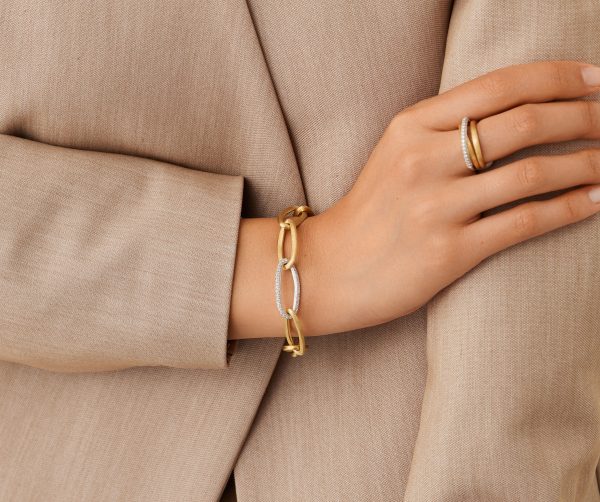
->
[468,119,487,170]
[466,131,482,170]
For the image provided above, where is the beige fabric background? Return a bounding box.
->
[0,1,598,501]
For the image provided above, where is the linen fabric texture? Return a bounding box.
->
[0,1,598,501]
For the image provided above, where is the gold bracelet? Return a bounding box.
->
[275,205,313,357]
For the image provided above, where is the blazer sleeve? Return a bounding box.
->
[404,1,600,500]
[0,133,243,372]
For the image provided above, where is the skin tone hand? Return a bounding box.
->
[228,60,600,341]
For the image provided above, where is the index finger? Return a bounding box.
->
[409,60,600,131]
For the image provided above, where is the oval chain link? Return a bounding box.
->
[277,205,312,270]
[281,307,307,357]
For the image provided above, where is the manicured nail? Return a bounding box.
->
[582,65,600,86]
[588,186,600,203]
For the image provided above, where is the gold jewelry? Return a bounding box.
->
[282,307,306,356]
[465,130,482,170]
[460,117,479,172]
[275,204,313,357]
[460,116,495,173]
[277,205,311,269]
[468,119,486,169]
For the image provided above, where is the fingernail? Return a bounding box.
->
[582,65,600,86]
[588,186,600,203]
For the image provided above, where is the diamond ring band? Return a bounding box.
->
[460,116,494,173]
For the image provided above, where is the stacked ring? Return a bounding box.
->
[460,116,494,172]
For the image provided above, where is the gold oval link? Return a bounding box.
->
[277,224,287,262]
[282,317,296,348]
[278,205,313,228]
[278,206,299,228]
[281,307,307,357]
[277,220,298,270]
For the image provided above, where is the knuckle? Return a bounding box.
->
[389,111,407,131]
[548,61,571,90]
[511,104,539,135]
[582,148,600,178]
[514,206,539,236]
[517,157,545,189]
[401,101,425,117]
[563,195,582,221]
[393,99,431,129]
[478,71,513,100]
[579,100,598,134]
[389,108,415,133]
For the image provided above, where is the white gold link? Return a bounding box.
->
[275,257,300,320]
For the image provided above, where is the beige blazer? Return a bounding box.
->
[0,1,599,501]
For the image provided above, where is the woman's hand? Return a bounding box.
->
[300,60,600,337]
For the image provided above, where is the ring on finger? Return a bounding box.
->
[459,116,494,173]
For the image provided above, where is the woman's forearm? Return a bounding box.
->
[229,61,600,343]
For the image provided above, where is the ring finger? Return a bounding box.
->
[446,148,600,221]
